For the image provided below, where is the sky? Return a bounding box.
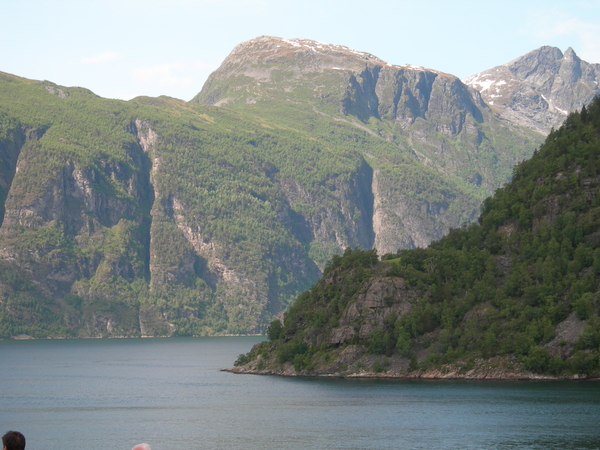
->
[1,0,599,101]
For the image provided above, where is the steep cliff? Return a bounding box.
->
[0,78,154,337]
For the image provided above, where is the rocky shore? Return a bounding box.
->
[223,358,598,381]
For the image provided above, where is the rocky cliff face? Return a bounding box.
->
[464,46,600,134]
[371,167,481,254]
[0,112,154,337]
[194,36,543,256]
[278,157,375,264]
[0,123,25,227]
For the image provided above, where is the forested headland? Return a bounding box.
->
[232,98,600,379]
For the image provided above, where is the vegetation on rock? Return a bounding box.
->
[232,98,600,379]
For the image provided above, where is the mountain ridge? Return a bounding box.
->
[0,38,597,338]
[464,45,600,134]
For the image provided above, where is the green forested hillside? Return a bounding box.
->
[0,66,519,338]
[0,75,357,337]
[233,98,600,378]
[2,37,590,339]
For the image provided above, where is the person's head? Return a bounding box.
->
[131,444,151,450]
[2,431,25,450]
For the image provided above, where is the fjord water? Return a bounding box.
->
[1,337,599,450]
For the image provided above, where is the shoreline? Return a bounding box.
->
[5,333,264,341]
[221,366,600,381]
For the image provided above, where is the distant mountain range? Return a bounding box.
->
[0,36,597,338]
[464,46,600,134]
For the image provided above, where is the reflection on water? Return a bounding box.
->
[1,337,599,450]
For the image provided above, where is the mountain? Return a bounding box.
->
[1,74,363,337]
[193,36,546,255]
[464,46,600,135]
[0,38,597,339]
[229,98,600,379]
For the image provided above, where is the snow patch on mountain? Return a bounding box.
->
[464,74,495,92]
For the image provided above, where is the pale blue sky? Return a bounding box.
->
[1,0,599,101]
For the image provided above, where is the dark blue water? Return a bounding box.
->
[0,337,599,450]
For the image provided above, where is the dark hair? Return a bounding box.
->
[2,431,25,450]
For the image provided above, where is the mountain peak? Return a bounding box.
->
[464,45,599,134]
[229,36,386,64]
[505,45,564,77]
[219,35,448,75]
[200,35,401,86]
[564,47,577,59]
[192,36,449,107]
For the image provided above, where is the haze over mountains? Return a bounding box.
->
[0,36,597,338]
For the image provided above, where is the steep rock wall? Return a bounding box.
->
[278,157,374,266]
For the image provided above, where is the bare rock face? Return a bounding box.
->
[325,276,417,345]
[545,312,588,355]
[464,46,600,134]
[372,169,481,254]
[0,124,25,227]
[341,277,415,336]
